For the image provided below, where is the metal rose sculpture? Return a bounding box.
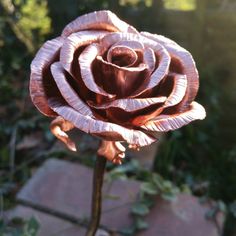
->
[30,10,205,164]
[30,10,205,235]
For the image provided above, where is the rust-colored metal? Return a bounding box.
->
[98,140,125,165]
[86,152,107,236]
[50,116,76,151]
[30,10,206,164]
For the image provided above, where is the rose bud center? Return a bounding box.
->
[107,46,138,67]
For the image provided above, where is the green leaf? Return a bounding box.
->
[205,209,216,219]
[180,184,191,194]
[132,203,150,216]
[23,217,40,236]
[217,200,226,212]
[162,180,173,190]
[161,192,177,202]
[229,202,236,218]
[152,174,164,189]
[120,226,135,235]
[141,182,158,195]
[135,218,149,230]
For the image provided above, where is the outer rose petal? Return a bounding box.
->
[50,62,93,116]
[30,37,64,116]
[141,102,206,132]
[141,32,199,109]
[62,10,138,37]
[48,98,156,147]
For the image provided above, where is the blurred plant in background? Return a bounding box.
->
[0,0,236,235]
[164,0,196,10]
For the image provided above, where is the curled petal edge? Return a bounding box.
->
[50,116,76,152]
[48,98,156,147]
[141,102,206,132]
[163,73,188,108]
[62,10,138,37]
[88,96,167,112]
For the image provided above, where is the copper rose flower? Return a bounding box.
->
[30,10,206,164]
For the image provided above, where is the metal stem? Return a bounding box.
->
[86,155,107,236]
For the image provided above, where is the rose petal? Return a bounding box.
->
[131,37,171,97]
[50,116,76,152]
[143,47,156,72]
[96,55,147,72]
[164,73,187,108]
[113,40,144,51]
[130,73,195,126]
[60,30,108,75]
[107,45,138,67]
[141,32,199,109]
[78,43,115,98]
[88,96,166,112]
[100,32,171,97]
[141,102,206,132]
[30,37,64,116]
[62,10,138,37]
[50,62,93,116]
[96,55,148,97]
[48,98,156,147]
[107,40,144,67]
[100,32,142,48]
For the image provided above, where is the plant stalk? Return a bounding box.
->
[86,155,107,236]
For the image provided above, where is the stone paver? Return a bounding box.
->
[6,205,85,236]
[16,158,140,231]
[138,194,224,236]
[11,158,224,236]
[6,206,111,236]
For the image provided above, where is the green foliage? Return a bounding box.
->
[14,0,51,46]
[131,203,150,216]
[108,159,186,234]
[0,217,39,236]
[140,182,159,195]
[229,201,236,218]
[0,0,51,53]
[163,0,196,10]
[119,0,152,7]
